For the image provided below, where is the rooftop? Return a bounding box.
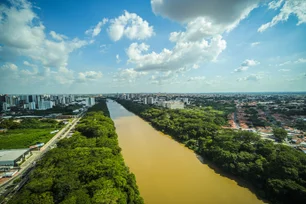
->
[0,149,30,162]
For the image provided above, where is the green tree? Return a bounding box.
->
[273,128,288,142]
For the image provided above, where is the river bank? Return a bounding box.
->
[113,99,306,204]
[107,100,263,204]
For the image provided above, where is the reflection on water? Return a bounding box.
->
[107,100,263,204]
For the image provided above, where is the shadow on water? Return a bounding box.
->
[195,154,269,203]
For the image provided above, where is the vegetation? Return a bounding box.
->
[9,101,143,204]
[116,99,306,204]
[273,128,288,142]
[244,106,267,127]
[33,104,83,115]
[0,129,55,149]
[192,97,236,124]
[295,119,306,131]
[0,118,62,149]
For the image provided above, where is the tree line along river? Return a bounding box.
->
[107,100,263,204]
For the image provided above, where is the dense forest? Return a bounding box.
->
[116,99,306,204]
[9,101,143,204]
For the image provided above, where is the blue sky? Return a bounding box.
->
[0,0,305,94]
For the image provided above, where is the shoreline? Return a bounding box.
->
[113,102,269,203]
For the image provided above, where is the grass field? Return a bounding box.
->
[0,128,57,149]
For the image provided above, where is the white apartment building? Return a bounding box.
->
[163,101,185,109]
[89,97,95,106]
[38,101,53,110]
[2,102,10,111]
[29,102,36,110]
[148,97,154,104]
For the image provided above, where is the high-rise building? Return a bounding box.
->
[148,97,154,104]
[29,102,36,110]
[89,97,95,107]
[2,102,10,111]
[143,97,147,105]
[38,100,53,110]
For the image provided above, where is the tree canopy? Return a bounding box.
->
[273,128,288,142]
[9,100,143,204]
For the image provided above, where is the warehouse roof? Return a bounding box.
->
[0,149,30,162]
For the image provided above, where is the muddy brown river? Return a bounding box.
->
[107,100,263,204]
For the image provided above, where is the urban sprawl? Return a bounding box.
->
[1,93,306,184]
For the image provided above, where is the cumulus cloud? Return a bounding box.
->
[0,0,90,88]
[258,0,306,32]
[85,18,108,38]
[0,63,18,74]
[126,35,226,72]
[152,0,259,32]
[50,31,68,41]
[278,68,290,72]
[234,59,260,72]
[268,0,284,10]
[116,54,121,63]
[251,42,260,47]
[188,76,206,81]
[0,0,45,49]
[77,71,103,83]
[277,58,306,66]
[237,73,263,81]
[0,0,87,70]
[169,17,225,42]
[113,68,147,84]
[108,11,154,41]
[149,71,181,85]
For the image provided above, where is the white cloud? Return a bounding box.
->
[192,64,199,69]
[278,68,291,71]
[99,44,109,54]
[85,18,108,38]
[77,71,103,83]
[0,63,18,73]
[116,54,121,63]
[23,60,38,74]
[126,35,226,72]
[277,60,291,66]
[268,0,284,10]
[0,0,45,49]
[113,68,147,84]
[241,59,260,67]
[258,0,306,32]
[169,17,225,42]
[277,58,306,66]
[251,42,260,47]
[295,58,306,63]
[149,71,181,85]
[0,0,87,70]
[50,31,68,41]
[188,76,206,81]
[234,59,260,72]
[237,73,264,81]
[286,72,306,82]
[152,0,259,33]
[108,11,154,41]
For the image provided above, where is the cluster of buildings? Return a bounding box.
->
[0,94,96,112]
[117,93,188,109]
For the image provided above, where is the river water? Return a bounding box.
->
[107,100,263,204]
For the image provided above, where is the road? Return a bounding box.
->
[0,114,83,203]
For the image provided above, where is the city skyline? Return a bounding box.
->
[1,0,306,94]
